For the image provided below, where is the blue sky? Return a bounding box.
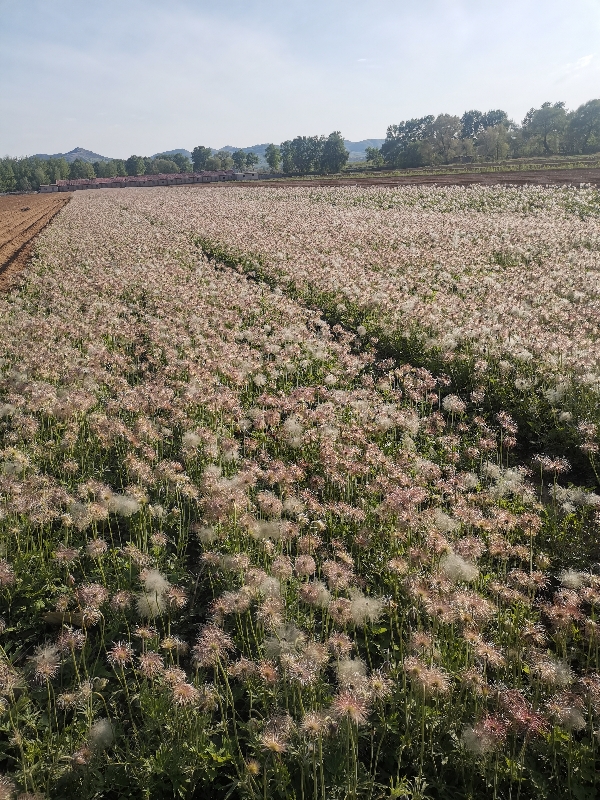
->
[1,0,599,158]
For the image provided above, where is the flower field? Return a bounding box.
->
[0,186,599,799]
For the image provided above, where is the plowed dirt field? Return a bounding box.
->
[247,166,600,188]
[0,193,71,290]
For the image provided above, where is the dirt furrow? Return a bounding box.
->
[0,194,72,291]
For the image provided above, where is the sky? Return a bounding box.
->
[1,0,600,158]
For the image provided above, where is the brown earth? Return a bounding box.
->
[0,193,72,291]
[240,166,600,189]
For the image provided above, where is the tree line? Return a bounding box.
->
[2,97,599,192]
[367,98,600,169]
[0,149,260,193]
[194,133,350,176]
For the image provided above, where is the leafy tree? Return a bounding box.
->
[232,150,247,170]
[45,158,70,182]
[280,141,294,173]
[320,131,349,174]
[125,155,146,176]
[399,141,427,168]
[284,135,324,174]
[69,159,96,179]
[245,152,259,168]
[265,144,281,171]
[460,110,484,140]
[523,102,567,154]
[155,153,192,173]
[205,152,234,171]
[148,158,180,174]
[482,109,509,129]
[365,146,384,166]
[216,151,234,170]
[0,159,16,192]
[32,166,48,187]
[429,114,461,163]
[93,161,118,178]
[477,124,510,160]
[460,109,509,140]
[113,159,127,177]
[192,146,213,171]
[566,99,600,153]
[381,116,434,168]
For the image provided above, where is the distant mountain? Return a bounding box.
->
[151,149,192,160]
[31,140,385,166]
[219,143,270,157]
[34,147,113,163]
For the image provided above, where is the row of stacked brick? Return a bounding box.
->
[39,170,260,192]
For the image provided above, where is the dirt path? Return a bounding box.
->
[0,193,72,290]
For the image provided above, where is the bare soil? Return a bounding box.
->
[0,193,72,290]
[241,166,600,189]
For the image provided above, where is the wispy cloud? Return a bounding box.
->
[553,53,597,82]
[1,0,600,155]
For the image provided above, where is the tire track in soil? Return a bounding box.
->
[0,194,72,291]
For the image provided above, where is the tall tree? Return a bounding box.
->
[205,152,234,171]
[429,114,461,163]
[0,160,16,192]
[191,146,212,171]
[482,109,509,129]
[477,125,509,160]
[381,116,434,168]
[286,135,324,174]
[320,132,349,174]
[280,141,294,173]
[567,99,600,153]
[148,158,180,174]
[69,159,96,180]
[125,155,146,176]
[523,102,567,154]
[155,153,192,173]
[245,152,259,168]
[460,110,484,140]
[93,161,117,178]
[265,144,281,171]
[365,146,384,166]
[232,150,247,170]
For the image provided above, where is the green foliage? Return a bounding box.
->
[278,133,348,175]
[460,110,510,140]
[125,155,146,177]
[365,146,384,166]
[374,98,599,170]
[566,100,600,154]
[205,151,234,171]
[191,146,213,172]
[69,159,96,180]
[93,161,119,178]
[320,131,349,174]
[265,144,281,172]
[148,158,180,175]
[232,150,248,170]
[0,156,72,191]
[0,159,17,191]
[155,153,193,173]
[381,117,434,168]
[522,102,568,155]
